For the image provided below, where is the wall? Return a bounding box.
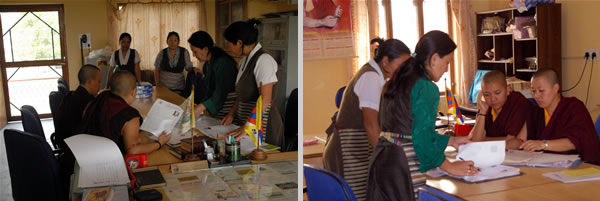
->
[472,0,600,119]
[303,58,354,136]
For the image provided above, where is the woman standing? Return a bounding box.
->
[221,19,284,147]
[153,31,194,95]
[322,38,410,201]
[187,31,237,118]
[109,32,141,82]
[370,31,478,200]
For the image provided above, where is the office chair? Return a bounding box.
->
[20,105,45,139]
[304,164,357,201]
[49,91,64,149]
[58,78,69,90]
[4,129,64,201]
[283,88,298,152]
[417,186,465,201]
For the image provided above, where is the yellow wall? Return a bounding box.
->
[205,0,215,37]
[303,58,354,136]
[473,0,600,119]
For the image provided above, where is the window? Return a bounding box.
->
[0,5,68,120]
[386,0,451,92]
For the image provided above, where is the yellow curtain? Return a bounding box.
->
[450,0,477,105]
[351,0,377,74]
[107,1,206,70]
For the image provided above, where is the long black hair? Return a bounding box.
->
[188,30,233,62]
[383,31,456,99]
[370,37,410,63]
[223,19,261,45]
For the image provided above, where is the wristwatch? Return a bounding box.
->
[543,140,549,150]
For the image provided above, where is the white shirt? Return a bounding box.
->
[235,43,278,88]
[109,48,141,67]
[354,59,386,112]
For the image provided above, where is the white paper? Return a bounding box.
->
[457,141,505,167]
[140,99,183,137]
[195,116,221,128]
[504,150,580,165]
[65,134,130,188]
[198,124,240,139]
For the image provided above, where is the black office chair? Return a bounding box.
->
[283,88,298,152]
[57,78,69,95]
[4,129,64,201]
[20,105,45,139]
[49,91,65,149]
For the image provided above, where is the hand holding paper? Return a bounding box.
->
[457,140,505,168]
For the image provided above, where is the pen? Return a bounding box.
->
[459,157,465,161]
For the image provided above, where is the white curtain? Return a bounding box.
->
[351,0,372,74]
[450,0,477,105]
[108,1,206,70]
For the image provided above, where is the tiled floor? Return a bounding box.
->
[1,118,56,150]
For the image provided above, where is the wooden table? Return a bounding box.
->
[427,157,600,200]
[131,86,298,171]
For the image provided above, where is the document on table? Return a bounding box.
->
[457,140,505,167]
[504,150,581,168]
[140,99,183,137]
[543,167,600,183]
[197,124,240,139]
[65,134,130,188]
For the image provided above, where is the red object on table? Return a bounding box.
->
[125,153,147,169]
[454,124,473,136]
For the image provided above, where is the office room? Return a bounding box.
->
[0,0,299,200]
[303,0,600,200]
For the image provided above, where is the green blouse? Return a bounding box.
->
[201,55,237,115]
[411,78,450,172]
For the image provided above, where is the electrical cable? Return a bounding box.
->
[561,53,589,92]
[584,53,596,105]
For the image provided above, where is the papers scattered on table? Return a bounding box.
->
[428,140,521,183]
[65,134,130,188]
[543,167,600,183]
[457,141,505,167]
[503,150,581,168]
[140,99,183,137]
[198,124,240,139]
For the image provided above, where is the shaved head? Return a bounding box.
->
[482,71,507,87]
[532,68,559,85]
[78,64,100,84]
[110,71,136,97]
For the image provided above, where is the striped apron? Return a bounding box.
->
[338,128,371,201]
[380,132,426,200]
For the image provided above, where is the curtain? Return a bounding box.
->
[449,0,477,105]
[108,1,206,70]
[351,0,377,75]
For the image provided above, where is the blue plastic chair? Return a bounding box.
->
[304,164,357,201]
[595,114,600,140]
[418,186,465,201]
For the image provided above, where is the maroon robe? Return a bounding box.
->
[527,96,600,164]
[78,91,142,154]
[55,86,94,148]
[484,91,532,137]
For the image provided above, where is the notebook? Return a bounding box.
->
[503,150,581,168]
[132,167,166,190]
[543,167,600,183]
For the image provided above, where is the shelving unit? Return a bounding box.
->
[475,4,561,84]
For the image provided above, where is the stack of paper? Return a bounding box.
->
[65,134,130,188]
[503,150,581,168]
[543,167,600,183]
[428,141,521,183]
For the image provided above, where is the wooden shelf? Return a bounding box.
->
[516,69,537,72]
[478,32,513,37]
[515,37,537,41]
[479,60,513,64]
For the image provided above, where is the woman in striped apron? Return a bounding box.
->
[371,31,479,200]
[221,19,284,147]
[322,38,410,201]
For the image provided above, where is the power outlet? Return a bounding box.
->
[79,33,91,49]
[586,48,598,60]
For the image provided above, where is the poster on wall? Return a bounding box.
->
[303,0,355,60]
